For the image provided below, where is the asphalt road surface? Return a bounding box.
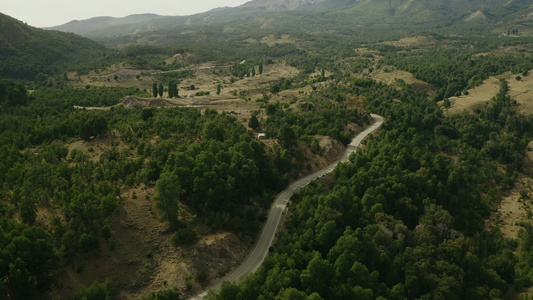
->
[190,114,384,299]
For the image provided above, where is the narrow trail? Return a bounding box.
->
[190,114,384,299]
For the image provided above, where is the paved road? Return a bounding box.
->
[190,114,384,299]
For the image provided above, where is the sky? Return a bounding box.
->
[0,0,250,28]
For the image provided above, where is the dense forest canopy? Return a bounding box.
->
[0,1,533,299]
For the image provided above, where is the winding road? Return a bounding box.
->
[190,114,384,299]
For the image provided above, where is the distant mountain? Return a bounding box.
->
[0,13,104,80]
[241,0,533,21]
[241,0,328,11]
[46,14,168,37]
[47,0,533,46]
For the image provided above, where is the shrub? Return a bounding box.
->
[171,228,197,247]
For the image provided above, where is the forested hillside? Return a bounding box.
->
[1,0,533,299]
[0,13,104,80]
[210,76,533,300]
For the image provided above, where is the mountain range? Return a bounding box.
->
[1,0,532,79]
[46,0,532,41]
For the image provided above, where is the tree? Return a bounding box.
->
[153,82,158,98]
[142,108,154,121]
[71,279,112,300]
[168,80,178,98]
[443,98,451,108]
[1,221,60,299]
[259,62,263,75]
[279,124,297,148]
[248,115,260,130]
[216,84,221,95]
[158,83,164,98]
[80,122,93,141]
[251,67,256,77]
[154,172,183,229]
[168,81,174,98]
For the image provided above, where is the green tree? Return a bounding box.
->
[279,124,297,148]
[168,80,178,98]
[443,98,451,108]
[142,108,154,121]
[1,221,60,299]
[248,115,260,130]
[72,279,112,300]
[168,81,174,98]
[153,82,158,98]
[154,172,183,229]
[216,84,221,95]
[158,83,164,98]
[259,62,263,75]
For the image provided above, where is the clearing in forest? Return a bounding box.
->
[446,70,533,115]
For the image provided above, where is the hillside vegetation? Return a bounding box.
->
[1,1,533,299]
[0,13,104,80]
[49,0,533,45]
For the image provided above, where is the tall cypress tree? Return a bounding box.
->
[168,80,174,98]
[158,83,164,98]
[152,82,158,98]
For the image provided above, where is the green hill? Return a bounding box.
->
[0,13,104,80]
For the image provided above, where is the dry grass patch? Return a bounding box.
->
[445,70,533,115]
[446,76,501,114]
[260,34,295,46]
[508,71,533,115]
[379,35,436,48]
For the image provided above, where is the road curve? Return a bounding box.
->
[190,114,384,299]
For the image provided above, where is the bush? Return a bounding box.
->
[142,288,181,300]
[71,279,112,300]
[195,91,210,96]
[79,233,99,252]
[171,228,197,247]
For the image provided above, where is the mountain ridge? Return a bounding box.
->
[46,0,532,42]
[0,13,104,80]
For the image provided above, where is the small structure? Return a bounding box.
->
[258,133,267,139]
[188,94,195,98]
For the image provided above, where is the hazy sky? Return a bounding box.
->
[0,0,250,28]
